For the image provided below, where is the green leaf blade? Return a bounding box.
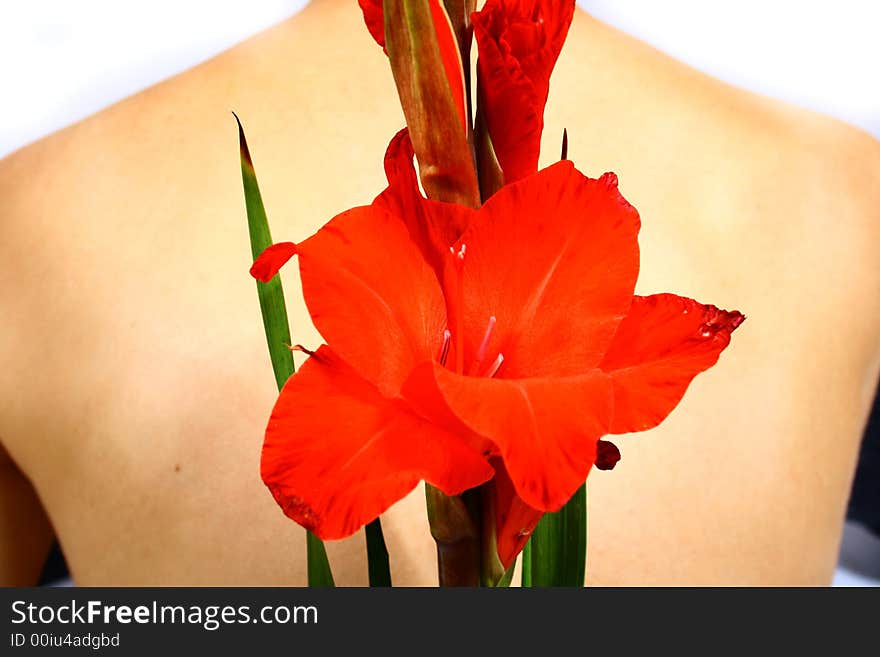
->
[521,540,532,587]
[235,113,335,587]
[306,533,335,588]
[236,113,295,390]
[523,483,586,587]
[365,519,393,587]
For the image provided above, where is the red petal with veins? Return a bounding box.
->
[600,294,745,434]
[250,241,297,283]
[296,203,448,397]
[473,0,575,182]
[262,347,494,540]
[446,162,640,378]
[405,362,612,511]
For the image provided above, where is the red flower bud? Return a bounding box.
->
[473,0,575,183]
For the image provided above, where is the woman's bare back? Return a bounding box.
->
[1,3,879,585]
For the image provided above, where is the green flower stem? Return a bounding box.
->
[235,114,335,588]
[478,483,505,587]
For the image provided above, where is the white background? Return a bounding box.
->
[1,1,878,585]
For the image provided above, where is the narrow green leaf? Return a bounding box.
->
[365,519,392,587]
[523,483,586,587]
[306,533,335,588]
[235,113,335,588]
[236,113,295,390]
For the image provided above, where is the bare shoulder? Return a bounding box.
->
[773,104,880,235]
[757,107,880,341]
[0,48,255,476]
[0,7,398,449]
[556,12,880,320]
[763,105,880,272]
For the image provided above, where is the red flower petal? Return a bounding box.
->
[377,129,422,209]
[599,294,745,434]
[491,458,543,568]
[473,0,575,183]
[374,129,475,277]
[262,347,494,540]
[358,0,386,49]
[296,203,448,396]
[405,362,612,511]
[448,162,640,378]
[249,241,297,283]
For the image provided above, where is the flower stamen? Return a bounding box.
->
[469,315,497,376]
[484,353,504,379]
[438,329,452,366]
[450,243,467,374]
[287,344,317,357]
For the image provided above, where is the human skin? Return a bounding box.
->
[0,1,879,586]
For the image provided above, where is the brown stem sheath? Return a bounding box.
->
[384,0,481,208]
[425,484,481,586]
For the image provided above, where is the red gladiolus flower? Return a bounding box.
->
[473,0,575,183]
[251,131,743,564]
